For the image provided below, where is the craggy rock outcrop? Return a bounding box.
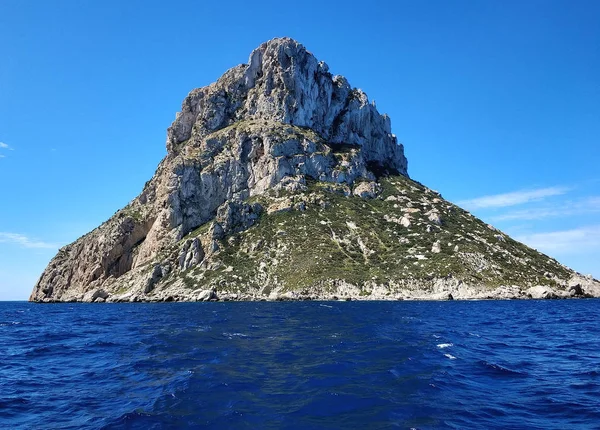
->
[30,38,600,303]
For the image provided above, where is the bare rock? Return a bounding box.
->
[144,264,164,294]
[569,275,600,297]
[526,285,558,299]
[196,287,217,302]
[353,181,380,199]
[216,201,262,235]
[427,210,442,225]
[414,291,453,301]
[178,238,205,270]
[267,199,294,214]
[568,283,585,297]
[83,289,109,303]
[400,216,411,227]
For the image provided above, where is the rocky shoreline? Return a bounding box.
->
[33,275,600,303]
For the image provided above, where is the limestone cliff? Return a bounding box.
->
[30,38,599,302]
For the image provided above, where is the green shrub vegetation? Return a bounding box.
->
[173,174,570,293]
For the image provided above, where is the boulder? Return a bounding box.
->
[144,264,164,294]
[196,287,217,302]
[267,199,294,214]
[426,210,442,225]
[178,239,205,270]
[526,285,558,299]
[353,181,380,199]
[429,291,453,301]
[83,289,109,303]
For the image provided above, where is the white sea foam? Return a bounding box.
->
[437,343,453,349]
[223,332,248,339]
[444,353,457,360]
[320,304,333,308]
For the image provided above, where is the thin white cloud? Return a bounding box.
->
[515,225,600,254]
[490,197,600,222]
[0,154,4,158]
[0,142,13,150]
[459,186,569,210]
[0,232,58,249]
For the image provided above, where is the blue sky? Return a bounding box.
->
[1,1,598,300]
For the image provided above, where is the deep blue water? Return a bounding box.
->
[1,300,600,429]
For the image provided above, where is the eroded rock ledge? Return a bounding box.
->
[39,278,600,303]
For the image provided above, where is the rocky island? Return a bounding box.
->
[30,38,600,303]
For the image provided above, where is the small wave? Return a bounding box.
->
[24,346,54,357]
[319,304,333,308]
[576,370,600,377]
[569,381,598,391]
[4,300,600,429]
[437,343,453,349]
[100,410,155,429]
[479,361,526,377]
[0,397,30,408]
[222,332,248,339]
[389,368,401,378]
[87,340,119,348]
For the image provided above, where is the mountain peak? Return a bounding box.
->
[251,36,307,55]
[246,37,316,77]
[166,38,407,176]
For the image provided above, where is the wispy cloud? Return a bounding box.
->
[515,225,600,254]
[490,196,600,221]
[459,186,569,210]
[0,154,4,158]
[0,142,13,150]
[0,232,58,249]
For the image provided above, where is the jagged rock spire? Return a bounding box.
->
[167,37,407,175]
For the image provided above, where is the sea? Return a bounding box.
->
[1,300,599,429]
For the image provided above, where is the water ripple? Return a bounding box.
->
[1,300,600,428]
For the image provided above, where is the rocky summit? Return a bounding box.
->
[31,37,599,303]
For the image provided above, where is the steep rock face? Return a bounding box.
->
[30,37,599,302]
[167,38,406,173]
